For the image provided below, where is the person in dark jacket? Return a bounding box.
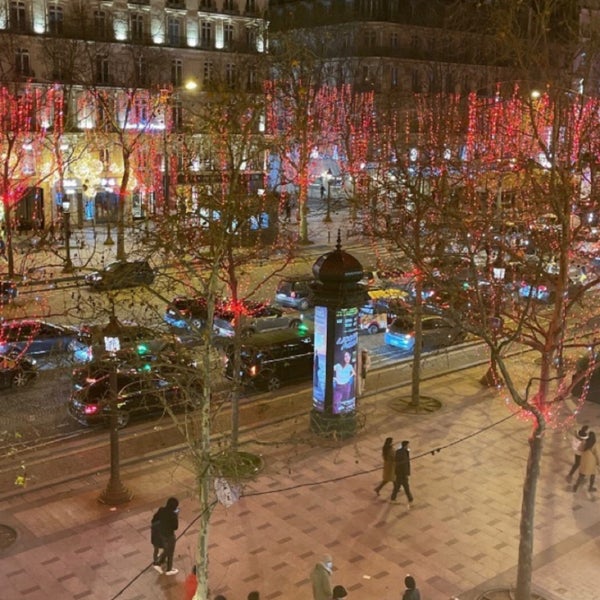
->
[374,437,395,496]
[390,441,414,505]
[402,575,421,600]
[152,497,180,575]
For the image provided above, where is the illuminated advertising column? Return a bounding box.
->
[310,235,367,439]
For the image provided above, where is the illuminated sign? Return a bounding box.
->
[312,305,327,412]
[333,307,358,414]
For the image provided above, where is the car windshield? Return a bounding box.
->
[391,317,413,331]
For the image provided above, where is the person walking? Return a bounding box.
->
[402,575,421,600]
[573,431,599,493]
[374,437,395,496]
[391,441,414,506]
[152,497,180,575]
[310,554,333,600]
[566,425,590,482]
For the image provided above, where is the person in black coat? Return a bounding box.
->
[390,441,414,505]
[152,497,180,575]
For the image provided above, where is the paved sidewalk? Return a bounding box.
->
[1,359,599,600]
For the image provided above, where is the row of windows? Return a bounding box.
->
[12,46,258,89]
[6,1,259,36]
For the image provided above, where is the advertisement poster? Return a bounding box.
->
[312,305,327,411]
[333,307,358,414]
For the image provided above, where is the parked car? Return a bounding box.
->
[0,280,18,304]
[164,296,209,330]
[75,321,178,363]
[213,301,304,338]
[384,314,467,352]
[517,268,584,304]
[71,344,199,389]
[225,329,314,391]
[0,319,88,362]
[274,275,315,311]
[0,352,38,389]
[85,260,155,290]
[68,370,186,427]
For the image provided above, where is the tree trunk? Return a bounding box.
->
[515,418,544,600]
[117,153,130,261]
[410,272,424,407]
[3,199,15,278]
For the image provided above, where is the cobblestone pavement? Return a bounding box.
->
[1,357,599,600]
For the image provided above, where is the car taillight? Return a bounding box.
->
[84,404,99,415]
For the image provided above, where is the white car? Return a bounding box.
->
[213,302,305,338]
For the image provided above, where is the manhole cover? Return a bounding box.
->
[0,524,17,549]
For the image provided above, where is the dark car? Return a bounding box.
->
[85,260,155,290]
[0,353,38,389]
[384,314,467,352]
[225,329,314,391]
[0,280,18,304]
[274,275,315,311]
[75,322,178,363]
[518,269,584,303]
[164,296,208,330]
[0,319,88,362]
[71,345,199,389]
[68,370,186,427]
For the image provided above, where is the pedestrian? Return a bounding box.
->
[391,440,414,506]
[150,508,163,568]
[332,585,348,599]
[152,496,180,575]
[573,431,599,493]
[310,554,333,600]
[0,236,6,260]
[566,425,590,482]
[183,565,198,600]
[374,437,395,496]
[402,575,421,600]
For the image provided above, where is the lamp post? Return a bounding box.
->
[481,256,505,387]
[98,326,133,506]
[323,168,333,223]
[61,199,73,273]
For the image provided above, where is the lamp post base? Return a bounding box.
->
[310,409,357,440]
[98,479,133,506]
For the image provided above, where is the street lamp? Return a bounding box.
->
[98,322,133,506]
[481,255,506,387]
[323,168,333,223]
[61,199,73,273]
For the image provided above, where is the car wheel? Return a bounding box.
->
[367,323,379,335]
[289,319,302,330]
[12,368,29,387]
[115,410,130,429]
[266,374,281,391]
[298,299,310,311]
